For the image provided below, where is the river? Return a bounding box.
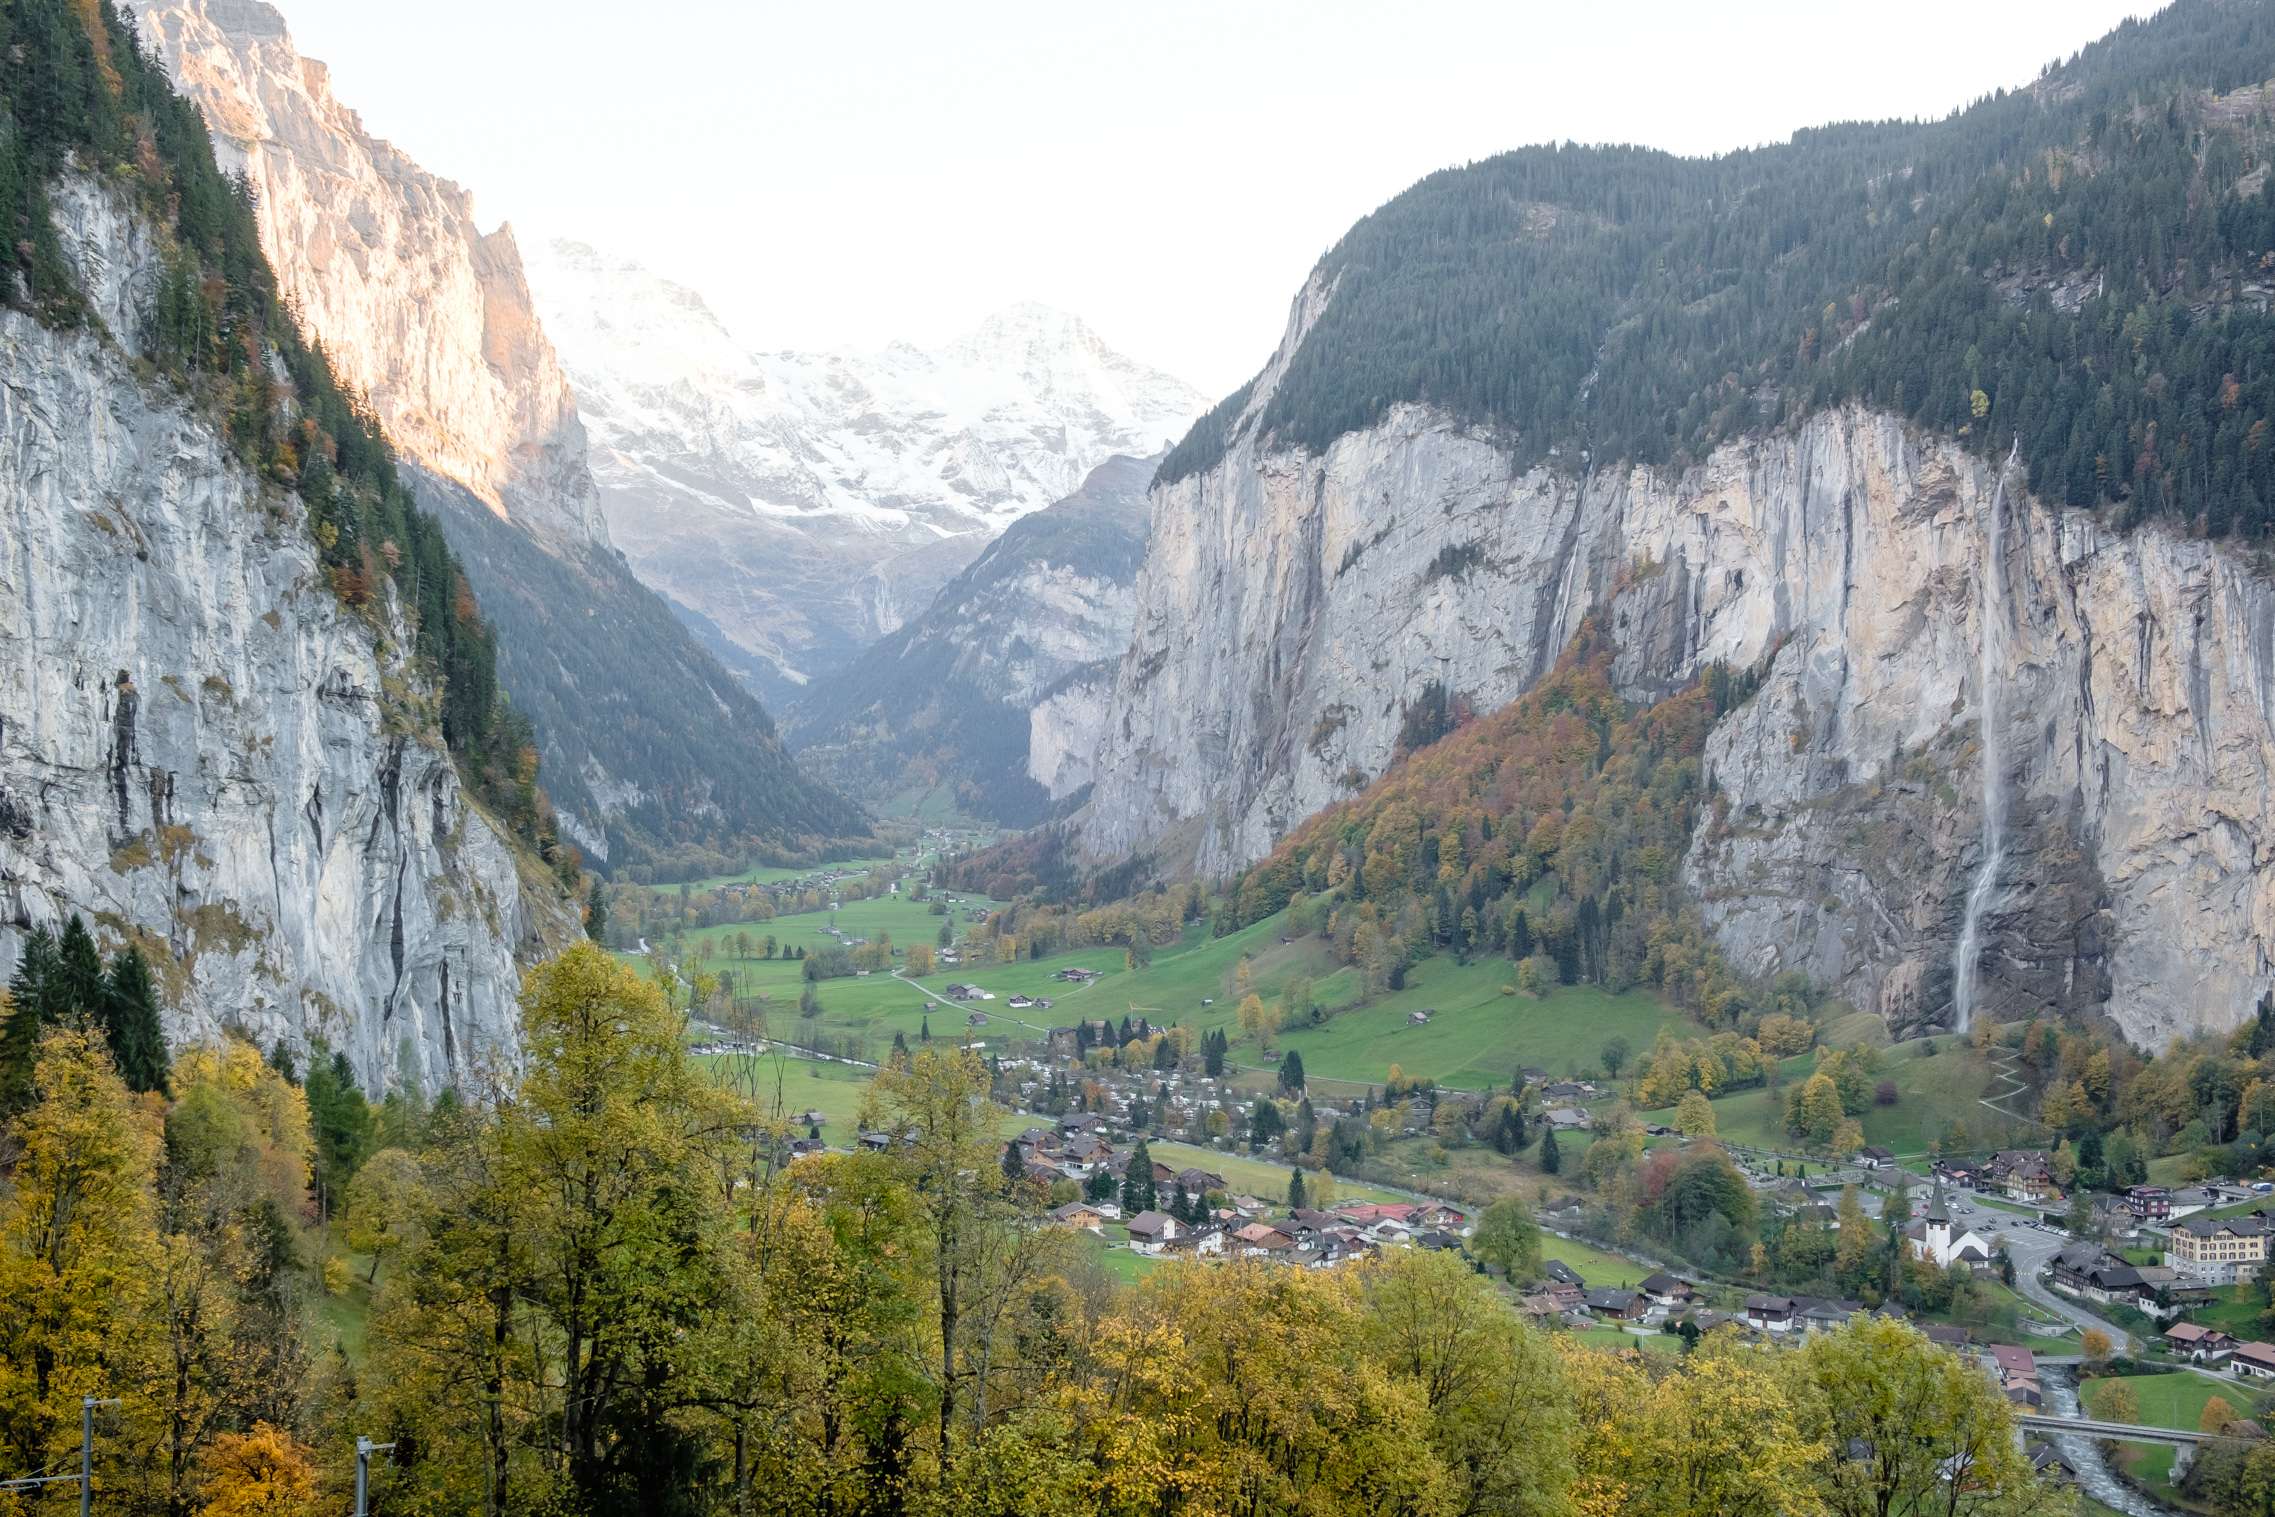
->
[2043,1369,2172,1517]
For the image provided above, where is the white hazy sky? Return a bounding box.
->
[267,0,2159,397]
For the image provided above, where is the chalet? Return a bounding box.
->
[1540,1281,1585,1312]
[785,1137,827,1161]
[1233,1223,1298,1256]
[2127,1185,2175,1221]
[1049,1202,1106,1231]
[1124,1211,1181,1254]
[2051,1245,2148,1305]
[1544,1260,1586,1288]
[1988,1150,2060,1204]
[1542,1081,1594,1102]
[1156,1227,1227,1260]
[795,1109,829,1128]
[2233,1341,2275,1379]
[2167,1214,2270,1284]
[2025,1441,2076,1483]
[1987,1344,2041,1408]
[2135,1264,2208,1318]
[1410,1202,1469,1232]
[1584,1288,1648,1321]
[1545,1107,1592,1131]
[2163,1321,2238,1362]
[1174,1167,1228,1195]
[1057,1113,1105,1135]
[1415,1229,1463,1251]
[1408,1009,1433,1025]
[1856,1146,1896,1169]
[1797,1299,1865,1334]
[1639,1273,1698,1308]
[1744,1295,1799,1333]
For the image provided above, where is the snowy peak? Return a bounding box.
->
[521,240,1208,690]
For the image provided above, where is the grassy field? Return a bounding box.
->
[312,1234,377,1361]
[2082,1369,2269,1429]
[1258,966,1681,1091]
[1141,1140,1406,1207]
[1643,1036,2001,1157]
[1537,1232,1663,1292]
[2082,1370,2269,1501]
[1568,1325,1681,1355]
[641,851,1706,1100]
[694,1051,878,1143]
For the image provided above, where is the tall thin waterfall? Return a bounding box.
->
[1952,442,2019,1032]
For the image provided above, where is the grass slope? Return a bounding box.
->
[1645,1038,1998,1157]
[642,855,1701,1097]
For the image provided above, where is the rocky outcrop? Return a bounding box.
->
[524,241,1207,699]
[131,0,599,546]
[788,455,1155,823]
[134,0,866,867]
[1081,279,2275,1046]
[0,173,577,1091]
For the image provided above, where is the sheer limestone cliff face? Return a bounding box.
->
[0,175,576,1091]
[129,0,601,547]
[1083,284,2275,1046]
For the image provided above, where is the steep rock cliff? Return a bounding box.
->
[0,173,577,1090]
[133,0,868,869]
[1083,301,2275,1045]
[131,0,598,544]
[788,454,1155,822]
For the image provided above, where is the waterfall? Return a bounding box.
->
[1952,442,2019,1033]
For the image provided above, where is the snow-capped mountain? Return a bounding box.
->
[131,0,868,868]
[523,240,1209,697]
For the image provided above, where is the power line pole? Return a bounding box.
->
[355,1435,396,1517]
[4,1396,119,1513]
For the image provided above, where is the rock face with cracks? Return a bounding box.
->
[0,173,576,1092]
[1081,280,2275,1047]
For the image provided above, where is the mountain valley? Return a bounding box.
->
[5,1,2275,1511]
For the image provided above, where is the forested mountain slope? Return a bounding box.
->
[133,0,869,875]
[788,453,1157,823]
[1080,0,2275,1049]
[0,0,579,1087]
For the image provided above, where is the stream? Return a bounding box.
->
[2043,1370,2171,1517]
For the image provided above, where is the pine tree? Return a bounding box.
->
[54,915,106,1029]
[586,881,609,943]
[1541,1125,1562,1175]
[1121,1140,1156,1214]
[1279,1049,1307,1095]
[101,946,169,1095]
[1001,1140,1026,1183]
[0,925,58,1114]
[1288,1169,1308,1210]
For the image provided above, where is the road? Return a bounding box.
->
[1932,1186,2136,1350]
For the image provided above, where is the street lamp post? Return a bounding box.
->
[355,1436,396,1517]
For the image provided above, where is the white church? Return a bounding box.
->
[1902,1178,1995,1271]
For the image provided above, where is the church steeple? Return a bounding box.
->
[1926,1175,1951,1226]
